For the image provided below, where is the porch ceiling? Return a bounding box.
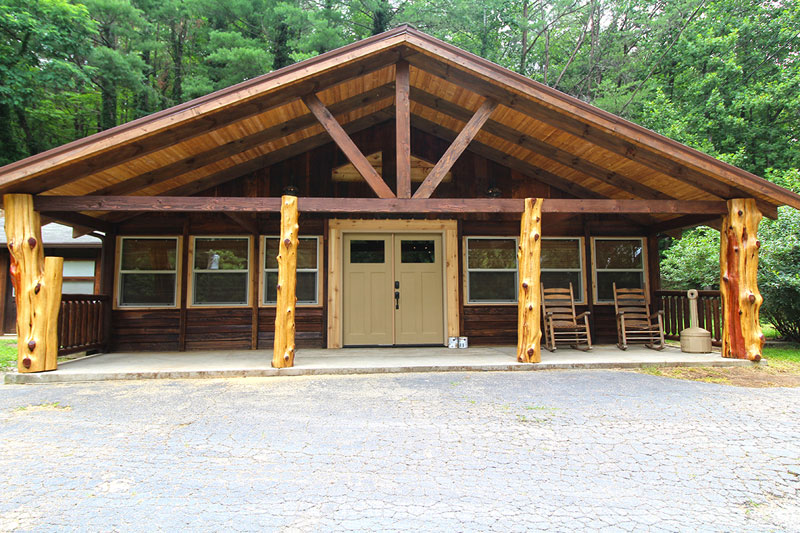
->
[0,25,798,227]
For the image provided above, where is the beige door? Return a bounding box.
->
[394,234,444,345]
[342,233,444,346]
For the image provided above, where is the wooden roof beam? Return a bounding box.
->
[410,86,678,201]
[409,114,606,200]
[90,83,396,197]
[406,53,764,204]
[34,196,729,215]
[1,47,411,196]
[303,93,395,198]
[413,98,498,199]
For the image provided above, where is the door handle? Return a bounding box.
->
[394,291,400,309]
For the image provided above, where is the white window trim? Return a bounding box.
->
[591,237,648,304]
[116,236,181,309]
[190,235,252,307]
[261,235,322,307]
[465,236,519,305]
[541,237,586,304]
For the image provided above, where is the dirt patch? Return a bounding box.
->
[641,360,800,387]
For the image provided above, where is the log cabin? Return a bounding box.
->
[1,25,799,372]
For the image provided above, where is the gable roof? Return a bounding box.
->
[0,24,798,216]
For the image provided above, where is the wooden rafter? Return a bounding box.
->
[406,53,758,203]
[0,46,409,195]
[413,98,498,198]
[409,114,606,200]
[33,196,729,215]
[90,83,396,197]
[395,61,412,198]
[410,87,681,200]
[303,93,395,198]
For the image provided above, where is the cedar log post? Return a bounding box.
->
[272,195,299,368]
[517,198,543,363]
[3,194,63,372]
[720,198,764,361]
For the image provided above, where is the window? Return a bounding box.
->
[192,237,250,306]
[263,236,320,305]
[466,237,517,303]
[62,259,96,294]
[593,238,646,303]
[118,237,179,307]
[541,238,584,303]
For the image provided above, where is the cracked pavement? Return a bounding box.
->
[1,370,799,532]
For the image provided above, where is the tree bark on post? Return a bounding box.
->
[3,194,63,372]
[517,198,543,363]
[272,195,299,368]
[720,198,763,361]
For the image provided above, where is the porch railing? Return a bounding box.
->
[655,289,722,346]
[58,294,109,356]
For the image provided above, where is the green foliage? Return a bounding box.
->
[660,227,720,290]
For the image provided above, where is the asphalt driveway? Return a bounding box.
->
[1,370,798,532]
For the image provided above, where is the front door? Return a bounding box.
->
[343,233,444,346]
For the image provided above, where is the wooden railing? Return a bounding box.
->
[655,290,722,346]
[58,294,109,356]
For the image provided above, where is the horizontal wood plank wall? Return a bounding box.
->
[108,121,654,351]
[112,309,181,351]
[259,308,325,349]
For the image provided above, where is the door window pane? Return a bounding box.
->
[401,240,435,263]
[350,240,385,263]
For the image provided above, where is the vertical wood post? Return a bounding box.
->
[720,198,763,361]
[517,198,543,363]
[273,195,299,367]
[395,60,411,198]
[3,194,63,372]
[99,226,117,352]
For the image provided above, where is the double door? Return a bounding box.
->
[342,233,444,346]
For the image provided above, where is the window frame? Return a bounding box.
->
[541,237,586,304]
[115,236,181,309]
[62,259,98,295]
[260,235,322,307]
[464,236,519,305]
[189,235,252,308]
[591,236,648,305]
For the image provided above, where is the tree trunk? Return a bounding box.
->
[273,195,299,368]
[3,194,63,372]
[517,198,543,363]
[720,198,763,361]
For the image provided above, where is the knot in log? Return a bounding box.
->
[722,275,729,282]
[738,210,743,216]
[527,348,534,356]
[34,282,41,294]
[28,237,37,248]
[284,238,292,246]
[522,282,528,289]
[27,340,36,351]
[756,240,761,248]
[748,293,756,304]
[734,246,739,253]
[22,357,31,369]
[533,233,540,241]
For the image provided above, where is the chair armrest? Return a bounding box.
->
[576,311,591,319]
[650,310,664,320]
[545,311,554,317]
[616,310,625,317]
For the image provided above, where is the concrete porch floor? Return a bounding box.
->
[4,344,754,384]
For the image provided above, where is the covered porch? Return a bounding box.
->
[4,344,750,384]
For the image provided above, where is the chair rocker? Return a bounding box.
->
[541,283,592,352]
[613,283,665,350]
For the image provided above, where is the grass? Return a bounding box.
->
[640,343,800,387]
[0,338,17,370]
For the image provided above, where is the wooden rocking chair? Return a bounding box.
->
[541,283,592,351]
[613,283,665,350]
